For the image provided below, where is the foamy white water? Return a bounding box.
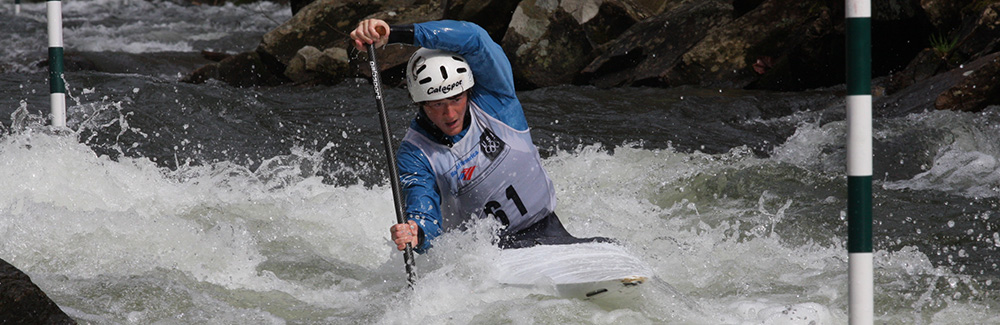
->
[881,110,1000,198]
[2,123,996,323]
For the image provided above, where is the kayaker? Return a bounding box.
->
[350,19,610,253]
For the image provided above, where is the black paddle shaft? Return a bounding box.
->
[366,43,416,286]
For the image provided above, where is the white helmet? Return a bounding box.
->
[406,48,474,102]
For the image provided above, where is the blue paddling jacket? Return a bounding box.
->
[392,20,539,252]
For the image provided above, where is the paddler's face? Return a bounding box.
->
[421,91,468,136]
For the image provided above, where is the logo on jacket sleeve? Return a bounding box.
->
[479,128,505,161]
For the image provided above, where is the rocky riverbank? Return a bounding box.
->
[180,0,1000,113]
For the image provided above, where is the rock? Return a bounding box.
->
[920,0,971,29]
[954,2,1000,60]
[935,51,1000,112]
[877,51,1000,115]
[501,0,650,88]
[0,258,76,324]
[200,50,232,62]
[886,48,950,94]
[631,0,678,15]
[285,46,352,84]
[872,0,923,21]
[224,50,289,87]
[285,45,323,82]
[259,0,370,68]
[668,0,839,90]
[259,0,443,68]
[184,0,463,88]
[181,61,219,84]
[885,1,1000,97]
[313,47,351,78]
[188,49,288,87]
[253,0,445,86]
[581,1,733,88]
[584,0,842,90]
[178,0,999,94]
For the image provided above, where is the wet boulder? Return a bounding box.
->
[581,1,733,88]
[185,0,443,87]
[199,50,232,62]
[885,48,950,94]
[667,0,840,90]
[259,0,380,68]
[500,0,652,88]
[632,0,677,14]
[920,0,972,29]
[877,51,1000,115]
[873,0,924,21]
[179,0,998,94]
[182,49,288,87]
[284,45,351,84]
[885,1,1000,98]
[0,258,76,324]
[935,51,1000,112]
[582,0,844,90]
[261,0,442,86]
[182,60,219,84]
[953,2,1000,60]
[260,0,443,68]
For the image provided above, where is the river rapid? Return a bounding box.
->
[2,1,999,324]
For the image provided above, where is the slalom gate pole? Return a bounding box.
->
[48,0,66,127]
[366,41,416,286]
[15,0,21,15]
[846,0,873,324]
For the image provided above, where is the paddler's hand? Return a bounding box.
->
[390,220,419,251]
[350,19,390,52]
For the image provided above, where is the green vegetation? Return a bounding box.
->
[929,33,959,59]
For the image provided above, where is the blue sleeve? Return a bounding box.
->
[412,20,529,131]
[397,141,441,253]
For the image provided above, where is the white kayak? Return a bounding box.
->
[495,242,652,302]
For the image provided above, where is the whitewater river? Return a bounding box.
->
[2,1,999,324]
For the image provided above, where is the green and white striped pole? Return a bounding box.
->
[846,0,872,324]
[48,0,66,127]
[15,0,21,15]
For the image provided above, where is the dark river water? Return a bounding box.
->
[2,1,999,324]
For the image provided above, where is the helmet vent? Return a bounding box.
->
[457,67,467,73]
[414,64,427,77]
[418,77,432,85]
[452,56,465,62]
[439,66,449,79]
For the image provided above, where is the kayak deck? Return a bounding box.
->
[495,242,652,302]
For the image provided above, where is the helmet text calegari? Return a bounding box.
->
[406,48,474,102]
